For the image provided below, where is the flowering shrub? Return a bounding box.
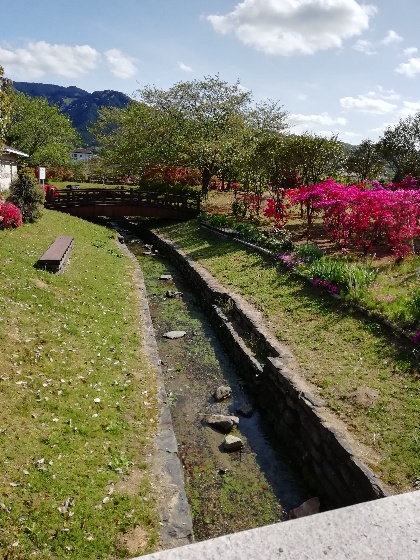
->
[286,179,420,257]
[277,253,303,268]
[141,165,201,188]
[312,278,340,295]
[386,175,419,191]
[232,192,265,219]
[264,197,288,228]
[0,201,23,229]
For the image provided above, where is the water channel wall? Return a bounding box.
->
[138,226,389,508]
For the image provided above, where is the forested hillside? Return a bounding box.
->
[13,82,132,145]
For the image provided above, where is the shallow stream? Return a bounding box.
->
[124,230,311,541]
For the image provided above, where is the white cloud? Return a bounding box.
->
[403,47,418,56]
[178,61,193,72]
[370,122,397,134]
[297,93,308,101]
[395,57,420,78]
[399,101,420,119]
[105,49,137,78]
[367,86,400,101]
[340,95,397,114]
[237,83,250,92]
[381,29,403,45]
[0,41,100,78]
[289,113,346,126]
[352,39,377,55]
[207,0,377,56]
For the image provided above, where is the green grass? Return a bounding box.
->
[52,181,124,190]
[147,219,420,493]
[0,211,159,558]
[357,257,420,329]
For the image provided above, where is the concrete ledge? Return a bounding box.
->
[135,491,420,560]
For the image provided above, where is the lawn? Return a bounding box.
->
[0,210,159,559]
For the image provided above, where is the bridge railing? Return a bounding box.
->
[45,186,201,213]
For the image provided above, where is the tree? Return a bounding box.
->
[345,139,385,182]
[5,92,80,166]
[378,114,420,181]
[8,167,44,223]
[93,101,178,179]
[0,65,12,149]
[287,133,345,186]
[138,75,253,196]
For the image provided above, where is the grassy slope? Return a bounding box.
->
[151,219,420,493]
[0,211,158,559]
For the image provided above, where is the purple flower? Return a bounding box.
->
[413,330,420,345]
[312,277,340,295]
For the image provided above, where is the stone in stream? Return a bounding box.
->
[159,274,173,281]
[289,497,320,519]
[213,385,232,402]
[236,403,254,418]
[166,290,183,299]
[206,414,239,433]
[223,435,244,451]
[163,331,187,339]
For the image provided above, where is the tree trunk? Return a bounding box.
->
[202,168,211,198]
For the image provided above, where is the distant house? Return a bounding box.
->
[0,145,29,192]
[71,147,94,162]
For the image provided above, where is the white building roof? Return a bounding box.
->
[2,145,29,157]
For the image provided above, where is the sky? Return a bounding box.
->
[1,0,420,144]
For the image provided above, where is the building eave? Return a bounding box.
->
[2,145,29,158]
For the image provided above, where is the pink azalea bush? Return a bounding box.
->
[264,178,420,258]
[0,200,23,229]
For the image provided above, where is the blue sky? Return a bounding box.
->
[1,0,420,144]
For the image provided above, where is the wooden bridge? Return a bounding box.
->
[44,186,201,219]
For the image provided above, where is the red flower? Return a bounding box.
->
[0,202,23,229]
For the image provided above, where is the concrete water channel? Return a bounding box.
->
[120,227,313,542]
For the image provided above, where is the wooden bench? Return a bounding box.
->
[37,236,74,273]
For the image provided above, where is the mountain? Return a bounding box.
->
[13,82,132,146]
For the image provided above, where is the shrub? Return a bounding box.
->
[8,167,45,223]
[294,243,324,263]
[0,201,22,229]
[202,213,231,228]
[407,288,420,322]
[306,258,377,296]
[263,228,293,252]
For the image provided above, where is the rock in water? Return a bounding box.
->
[206,414,239,433]
[289,497,320,519]
[236,403,254,418]
[223,435,244,451]
[214,386,232,401]
[163,331,186,339]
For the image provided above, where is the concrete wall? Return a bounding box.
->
[135,490,420,560]
[138,227,389,509]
